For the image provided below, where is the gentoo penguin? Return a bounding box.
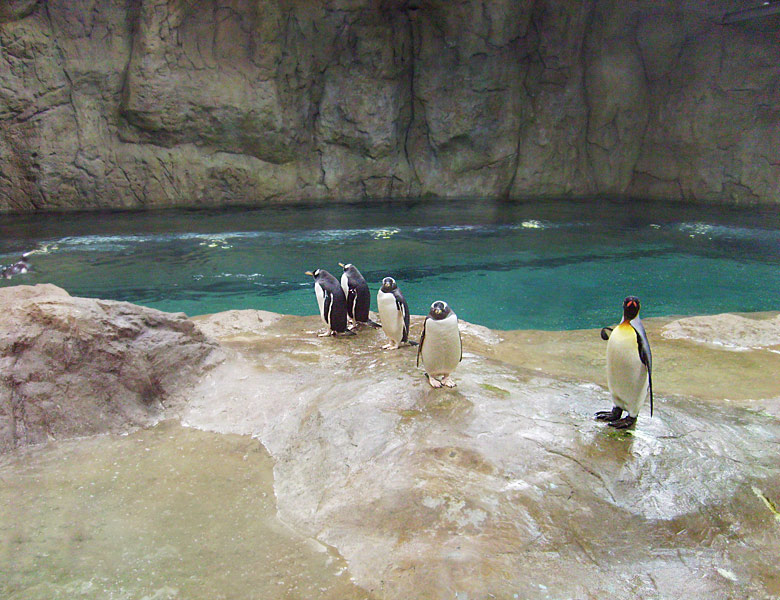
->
[417,300,462,388]
[1,253,31,279]
[338,262,378,328]
[595,295,654,429]
[376,276,416,349]
[305,269,349,336]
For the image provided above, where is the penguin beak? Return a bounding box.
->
[305,271,314,276]
[338,262,345,268]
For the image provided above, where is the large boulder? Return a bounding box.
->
[0,284,223,452]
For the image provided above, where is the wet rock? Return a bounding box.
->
[0,284,223,452]
[0,423,369,600]
[661,312,780,352]
[194,309,283,341]
[184,309,780,599]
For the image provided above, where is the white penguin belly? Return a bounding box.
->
[421,313,461,376]
[377,291,403,343]
[314,283,328,326]
[606,324,649,417]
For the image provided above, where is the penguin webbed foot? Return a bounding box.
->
[382,342,401,350]
[608,415,637,429]
[406,340,419,346]
[426,374,443,388]
[365,319,381,329]
[595,406,623,422]
[317,330,332,337]
[441,376,456,388]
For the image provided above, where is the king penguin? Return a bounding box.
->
[376,276,416,349]
[417,300,462,388]
[305,269,349,336]
[339,262,378,328]
[596,295,654,429]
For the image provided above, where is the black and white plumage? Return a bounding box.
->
[1,253,31,280]
[305,269,348,336]
[417,300,462,388]
[338,262,378,328]
[596,295,654,429]
[376,276,415,349]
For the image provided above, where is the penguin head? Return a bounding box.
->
[305,269,322,279]
[380,277,397,292]
[340,263,363,280]
[622,296,641,321]
[428,300,451,320]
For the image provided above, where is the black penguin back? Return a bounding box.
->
[352,278,371,321]
[317,270,348,333]
[343,265,371,322]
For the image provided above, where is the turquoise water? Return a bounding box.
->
[1,199,779,330]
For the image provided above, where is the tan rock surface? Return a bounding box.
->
[2,291,779,597]
[182,310,780,599]
[0,284,223,452]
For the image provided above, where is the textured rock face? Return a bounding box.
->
[1,0,779,211]
[0,284,223,452]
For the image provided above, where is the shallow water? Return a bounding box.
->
[0,422,369,600]
[1,199,779,330]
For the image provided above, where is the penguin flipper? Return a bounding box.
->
[416,319,427,367]
[398,297,412,343]
[632,318,654,418]
[600,327,613,341]
[647,369,654,418]
[323,290,333,325]
[639,342,653,417]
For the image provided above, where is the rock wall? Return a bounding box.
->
[1,0,778,212]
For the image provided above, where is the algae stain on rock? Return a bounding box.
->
[479,383,511,396]
[752,486,780,523]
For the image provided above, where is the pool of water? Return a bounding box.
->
[1,199,779,330]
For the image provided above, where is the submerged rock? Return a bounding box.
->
[0,284,223,452]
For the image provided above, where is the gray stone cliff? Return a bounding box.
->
[1,0,778,211]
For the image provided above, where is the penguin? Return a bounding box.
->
[595,295,654,429]
[305,269,349,336]
[338,262,378,328]
[417,300,462,388]
[376,276,417,349]
[1,253,31,279]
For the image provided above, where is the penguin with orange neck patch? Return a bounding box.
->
[596,296,653,429]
